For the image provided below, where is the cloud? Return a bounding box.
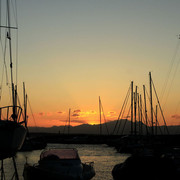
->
[108,111,116,114]
[60,119,68,123]
[57,111,63,114]
[72,113,80,117]
[74,109,81,113]
[39,112,44,116]
[71,119,87,124]
[171,114,180,120]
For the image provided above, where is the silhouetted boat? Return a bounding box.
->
[23,148,95,180]
[20,136,47,151]
[112,148,180,180]
[0,106,27,159]
[0,0,27,160]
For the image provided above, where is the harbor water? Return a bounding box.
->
[2,144,129,180]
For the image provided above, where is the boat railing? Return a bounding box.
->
[0,105,25,124]
[84,162,94,167]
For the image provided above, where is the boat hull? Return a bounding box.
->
[23,163,95,180]
[0,120,27,160]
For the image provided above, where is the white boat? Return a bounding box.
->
[23,148,95,180]
[0,0,27,160]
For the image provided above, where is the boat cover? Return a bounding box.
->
[40,149,80,160]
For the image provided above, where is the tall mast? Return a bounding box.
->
[99,96,102,135]
[137,93,140,135]
[68,108,71,135]
[149,72,154,135]
[134,86,137,136]
[7,0,15,107]
[140,94,143,135]
[155,105,158,135]
[143,85,148,135]
[23,82,27,128]
[131,81,133,135]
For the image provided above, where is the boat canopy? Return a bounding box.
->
[40,149,80,160]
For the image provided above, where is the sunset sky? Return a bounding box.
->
[0,0,180,127]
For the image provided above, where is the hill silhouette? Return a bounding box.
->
[28,119,180,135]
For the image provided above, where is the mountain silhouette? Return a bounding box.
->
[28,119,180,135]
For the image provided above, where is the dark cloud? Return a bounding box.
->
[74,109,81,113]
[72,113,80,117]
[71,119,87,124]
[171,114,180,120]
[57,111,63,114]
[39,112,44,116]
[60,119,67,122]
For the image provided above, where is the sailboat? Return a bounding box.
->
[0,0,27,160]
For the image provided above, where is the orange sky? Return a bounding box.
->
[0,0,180,127]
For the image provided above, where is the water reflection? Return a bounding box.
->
[2,144,129,180]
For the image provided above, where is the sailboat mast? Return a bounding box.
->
[99,96,102,135]
[23,82,27,128]
[149,72,154,135]
[68,108,71,135]
[155,105,158,135]
[7,0,15,107]
[131,81,133,135]
[143,85,148,135]
[134,86,137,136]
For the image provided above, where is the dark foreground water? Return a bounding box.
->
[2,144,129,180]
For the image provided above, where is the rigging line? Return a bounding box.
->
[0,0,10,87]
[27,96,37,127]
[11,0,18,85]
[0,0,1,38]
[163,56,180,108]
[121,105,131,135]
[100,102,109,135]
[62,117,68,134]
[160,37,180,101]
[152,79,169,134]
[11,0,18,27]
[145,84,165,134]
[116,88,130,135]
[3,34,9,86]
[112,85,131,135]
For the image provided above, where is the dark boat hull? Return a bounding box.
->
[112,155,179,180]
[0,121,27,159]
[23,163,95,180]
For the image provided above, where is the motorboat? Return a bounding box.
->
[23,148,95,180]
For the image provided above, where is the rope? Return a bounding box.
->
[121,106,131,135]
[100,100,109,135]
[115,86,130,135]
[112,84,131,135]
[160,37,180,101]
[152,79,169,134]
[27,96,37,127]
[163,56,180,107]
